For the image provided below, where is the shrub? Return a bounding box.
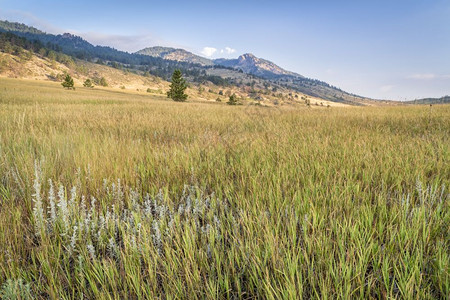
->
[83,79,94,88]
[93,76,108,87]
[99,77,108,87]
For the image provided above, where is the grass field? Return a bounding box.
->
[0,77,449,299]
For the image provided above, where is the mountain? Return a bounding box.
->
[135,49,299,78]
[0,20,45,35]
[136,46,213,66]
[0,20,203,70]
[405,96,450,105]
[214,53,300,78]
[0,19,378,105]
[137,48,369,104]
[136,48,370,104]
[216,53,369,104]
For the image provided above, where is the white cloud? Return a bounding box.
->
[380,85,395,92]
[201,46,236,57]
[224,47,236,54]
[201,47,217,57]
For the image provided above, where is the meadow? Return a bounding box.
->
[0,77,448,299]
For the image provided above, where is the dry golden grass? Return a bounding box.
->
[0,77,448,299]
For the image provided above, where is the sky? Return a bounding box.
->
[0,0,449,100]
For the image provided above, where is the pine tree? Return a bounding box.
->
[167,69,188,102]
[61,74,75,90]
[227,93,239,105]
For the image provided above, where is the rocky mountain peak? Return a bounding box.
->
[240,53,257,60]
[136,46,214,66]
[61,33,76,38]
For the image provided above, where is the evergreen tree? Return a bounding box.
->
[83,78,94,88]
[61,74,75,90]
[227,93,239,105]
[167,69,188,102]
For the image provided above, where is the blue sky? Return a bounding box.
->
[1,0,449,100]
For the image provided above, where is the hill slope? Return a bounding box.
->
[1,44,351,107]
[1,19,381,105]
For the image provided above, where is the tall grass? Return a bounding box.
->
[0,78,449,298]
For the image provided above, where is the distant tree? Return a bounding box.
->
[61,74,75,90]
[38,48,47,57]
[216,97,222,102]
[22,50,33,61]
[83,79,94,88]
[167,69,188,102]
[3,42,13,54]
[99,77,108,87]
[227,93,239,105]
[47,50,56,61]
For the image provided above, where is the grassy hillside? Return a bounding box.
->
[0,49,346,107]
[0,78,448,298]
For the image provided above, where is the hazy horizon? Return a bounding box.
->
[1,0,449,101]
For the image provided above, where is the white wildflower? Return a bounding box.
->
[178,204,185,216]
[68,226,78,256]
[87,243,96,260]
[48,179,57,225]
[152,220,162,255]
[57,184,69,234]
[32,161,44,236]
[80,195,86,219]
[107,237,117,258]
[69,186,77,211]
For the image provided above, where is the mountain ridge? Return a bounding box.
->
[136,46,214,66]
[135,46,302,79]
[405,96,450,105]
[0,19,379,105]
[213,53,301,78]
